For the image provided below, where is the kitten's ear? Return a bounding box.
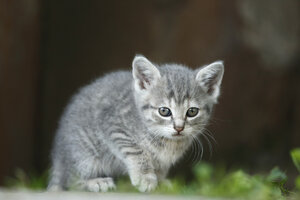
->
[196,61,224,99]
[132,55,161,91]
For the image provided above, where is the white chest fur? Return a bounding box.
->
[151,138,191,168]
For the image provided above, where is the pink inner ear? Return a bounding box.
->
[137,71,151,90]
[138,79,146,89]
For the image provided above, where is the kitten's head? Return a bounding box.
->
[132,55,224,140]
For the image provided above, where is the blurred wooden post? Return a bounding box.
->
[0,0,40,184]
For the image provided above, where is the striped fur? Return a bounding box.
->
[48,55,224,192]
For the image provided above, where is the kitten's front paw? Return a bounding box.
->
[79,177,116,192]
[130,172,158,192]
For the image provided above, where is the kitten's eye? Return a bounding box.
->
[158,107,172,117]
[186,107,199,117]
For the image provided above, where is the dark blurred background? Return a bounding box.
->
[0,0,299,186]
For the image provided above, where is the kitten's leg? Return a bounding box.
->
[48,158,68,191]
[77,177,116,192]
[128,167,158,192]
[110,132,157,192]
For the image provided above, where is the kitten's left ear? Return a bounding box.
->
[196,61,224,99]
[132,55,161,91]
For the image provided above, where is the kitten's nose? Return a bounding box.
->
[174,126,184,133]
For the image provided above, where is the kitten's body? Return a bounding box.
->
[48,56,224,192]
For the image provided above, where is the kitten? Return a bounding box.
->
[48,55,224,192]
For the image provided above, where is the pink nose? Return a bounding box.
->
[174,126,184,133]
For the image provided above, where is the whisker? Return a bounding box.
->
[200,133,213,159]
[202,128,217,146]
[197,136,204,163]
[191,135,203,165]
[190,137,197,164]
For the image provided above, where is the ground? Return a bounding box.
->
[0,189,225,200]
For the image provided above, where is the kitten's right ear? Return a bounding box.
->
[132,55,161,91]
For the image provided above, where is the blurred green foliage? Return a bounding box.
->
[5,169,48,190]
[6,164,289,200]
[117,163,287,200]
[7,148,300,199]
[291,148,300,191]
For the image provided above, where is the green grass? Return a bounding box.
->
[117,164,288,200]
[5,148,300,200]
[5,169,48,190]
[291,148,300,191]
[5,165,288,200]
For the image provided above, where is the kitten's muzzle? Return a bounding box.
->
[174,126,184,133]
[171,126,185,137]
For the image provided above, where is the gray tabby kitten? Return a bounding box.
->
[48,55,224,192]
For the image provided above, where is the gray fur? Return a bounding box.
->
[48,55,224,192]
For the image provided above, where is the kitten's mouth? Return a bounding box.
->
[172,133,184,137]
